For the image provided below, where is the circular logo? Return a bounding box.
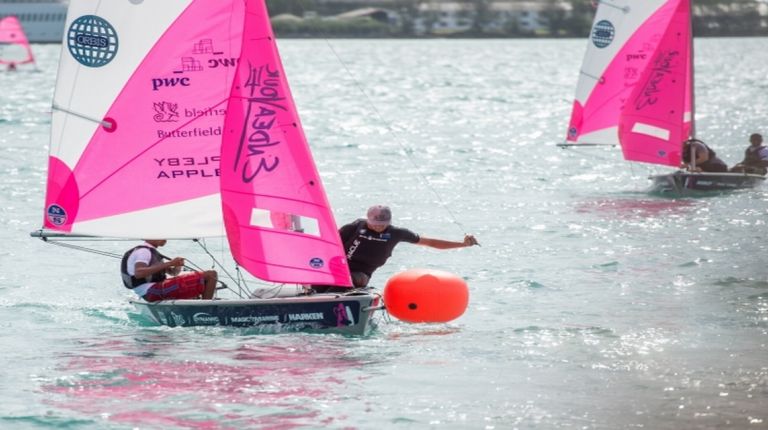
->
[67,15,119,67]
[592,20,615,49]
[568,127,578,138]
[47,204,67,226]
[309,258,324,269]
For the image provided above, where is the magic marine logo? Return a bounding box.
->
[592,20,615,49]
[67,15,119,67]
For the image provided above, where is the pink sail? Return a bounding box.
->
[619,0,691,167]
[220,1,352,286]
[567,1,675,146]
[0,16,35,66]
[44,1,244,237]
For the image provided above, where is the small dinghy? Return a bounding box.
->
[34,0,385,334]
[649,171,766,195]
[0,15,36,70]
[560,0,765,195]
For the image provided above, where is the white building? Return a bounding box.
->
[413,1,571,35]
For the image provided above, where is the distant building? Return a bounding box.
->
[335,7,394,24]
[413,1,571,35]
[0,0,67,43]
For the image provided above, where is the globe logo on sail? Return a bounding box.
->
[67,15,119,67]
[592,20,615,48]
[309,258,324,269]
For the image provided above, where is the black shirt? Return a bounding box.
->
[339,219,420,277]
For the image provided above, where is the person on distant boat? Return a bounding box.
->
[7,62,17,71]
[730,133,768,175]
[121,240,217,302]
[681,139,728,172]
[312,205,479,293]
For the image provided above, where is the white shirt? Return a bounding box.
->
[126,243,158,297]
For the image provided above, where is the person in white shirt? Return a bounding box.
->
[120,240,217,302]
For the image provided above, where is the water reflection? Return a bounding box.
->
[43,334,364,429]
[575,197,698,219]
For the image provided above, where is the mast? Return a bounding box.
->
[689,0,695,139]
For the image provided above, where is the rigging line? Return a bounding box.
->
[191,239,246,298]
[319,40,468,233]
[287,0,467,233]
[235,266,252,298]
[43,239,123,259]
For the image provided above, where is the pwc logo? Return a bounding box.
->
[151,77,191,91]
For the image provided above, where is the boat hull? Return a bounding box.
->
[130,292,382,335]
[649,171,766,195]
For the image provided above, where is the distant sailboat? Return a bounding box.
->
[0,15,35,70]
[561,0,765,194]
[32,0,382,334]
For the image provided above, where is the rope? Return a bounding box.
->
[287,0,469,235]
[43,239,122,259]
[319,41,468,234]
[39,237,244,298]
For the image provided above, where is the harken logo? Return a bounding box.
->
[67,15,118,67]
[592,20,615,48]
[309,258,324,269]
[46,204,67,226]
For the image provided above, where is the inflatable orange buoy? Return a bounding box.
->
[384,269,469,323]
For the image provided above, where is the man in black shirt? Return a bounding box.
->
[318,205,478,291]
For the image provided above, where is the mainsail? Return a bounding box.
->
[566,0,675,146]
[43,0,351,286]
[618,0,692,167]
[220,1,352,286]
[44,1,243,238]
[0,16,35,67]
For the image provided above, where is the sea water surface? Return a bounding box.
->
[1,39,767,430]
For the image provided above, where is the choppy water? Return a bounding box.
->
[1,39,767,429]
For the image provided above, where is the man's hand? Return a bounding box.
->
[463,234,479,247]
[167,257,185,275]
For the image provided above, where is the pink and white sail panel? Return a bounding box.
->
[566,0,674,146]
[44,1,244,238]
[0,16,35,66]
[619,0,691,167]
[220,1,352,286]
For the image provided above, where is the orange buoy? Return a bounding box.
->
[383,269,469,323]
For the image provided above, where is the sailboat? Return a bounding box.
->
[32,0,382,334]
[561,0,765,194]
[0,15,36,70]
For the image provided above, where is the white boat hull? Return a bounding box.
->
[649,171,766,195]
[130,291,383,335]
